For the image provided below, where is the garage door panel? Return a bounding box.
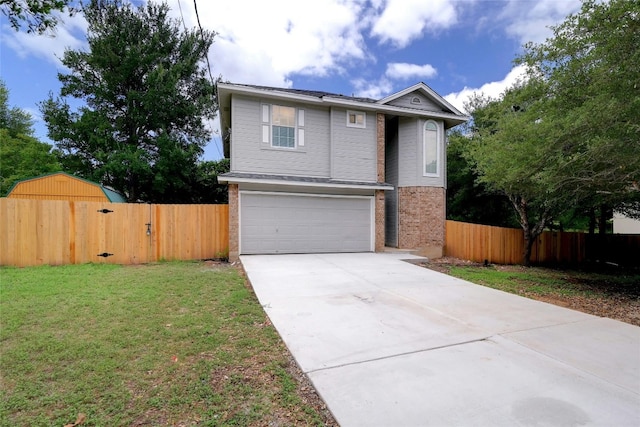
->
[241,193,372,254]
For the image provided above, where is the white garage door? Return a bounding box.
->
[240,192,373,254]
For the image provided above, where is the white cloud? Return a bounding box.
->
[385,62,437,80]
[371,0,458,47]
[443,64,528,113]
[500,0,581,45]
[167,0,369,86]
[351,77,394,100]
[0,8,87,66]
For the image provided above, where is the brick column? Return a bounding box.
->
[375,190,385,251]
[228,184,239,262]
[397,186,445,258]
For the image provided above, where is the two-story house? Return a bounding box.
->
[217,82,468,261]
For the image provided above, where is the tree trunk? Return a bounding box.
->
[508,194,552,267]
[598,204,609,235]
[523,228,534,267]
[588,207,596,235]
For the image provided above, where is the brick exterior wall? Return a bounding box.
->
[397,186,445,257]
[375,190,385,251]
[376,113,385,251]
[228,184,239,262]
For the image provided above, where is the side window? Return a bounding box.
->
[423,120,439,176]
[346,110,366,128]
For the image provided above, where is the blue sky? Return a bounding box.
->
[0,0,583,161]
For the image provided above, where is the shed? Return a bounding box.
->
[5,172,125,202]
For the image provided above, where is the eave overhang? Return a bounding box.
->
[218,172,393,191]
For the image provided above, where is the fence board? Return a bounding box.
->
[446,220,639,266]
[0,199,229,267]
[445,220,523,264]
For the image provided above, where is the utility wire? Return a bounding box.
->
[176,0,188,32]
[192,0,223,159]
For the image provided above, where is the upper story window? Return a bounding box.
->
[423,120,440,177]
[346,110,366,128]
[272,105,295,148]
[262,104,304,149]
[411,96,421,105]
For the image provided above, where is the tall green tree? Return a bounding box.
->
[0,0,80,33]
[41,0,217,202]
[0,81,61,195]
[465,79,564,266]
[518,0,640,225]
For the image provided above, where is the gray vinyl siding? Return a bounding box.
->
[330,108,377,182]
[384,117,399,247]
[230,95,330,177]
[387,92,442,112]
[397,117,445,188]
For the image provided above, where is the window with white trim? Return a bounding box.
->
[346,110,366,128]
[423,120,439,176]
[262,104,304,149]
[272,105,295,147]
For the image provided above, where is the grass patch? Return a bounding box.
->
[448,266,583,297]
[0,262,331,426]
[448,265,640,299]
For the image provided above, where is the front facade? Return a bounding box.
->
[217,83,468,260]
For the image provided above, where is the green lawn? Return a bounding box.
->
[448,265,639,298]
[427,262,640,326]
[0,262,330,426]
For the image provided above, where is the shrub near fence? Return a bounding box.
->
[0,198,229,267]
[445,220,640,267]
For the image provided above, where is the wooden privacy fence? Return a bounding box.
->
[445,220,524,264]
[0,198,229,267]
[445,220,640,266]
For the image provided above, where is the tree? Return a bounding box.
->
[0,0,80,33]
[465,79,564,266]
[193,158,230,204]
[0,131,62,195]
[41,0,217,202]
[464,0,640,265]
[517,0,640,228]
[0,81,61,194]
[0,80,34,137]
[446,130,519,228]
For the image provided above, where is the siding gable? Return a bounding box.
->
[387,91,442,112]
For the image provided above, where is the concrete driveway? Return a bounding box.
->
[240,253,640,426]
